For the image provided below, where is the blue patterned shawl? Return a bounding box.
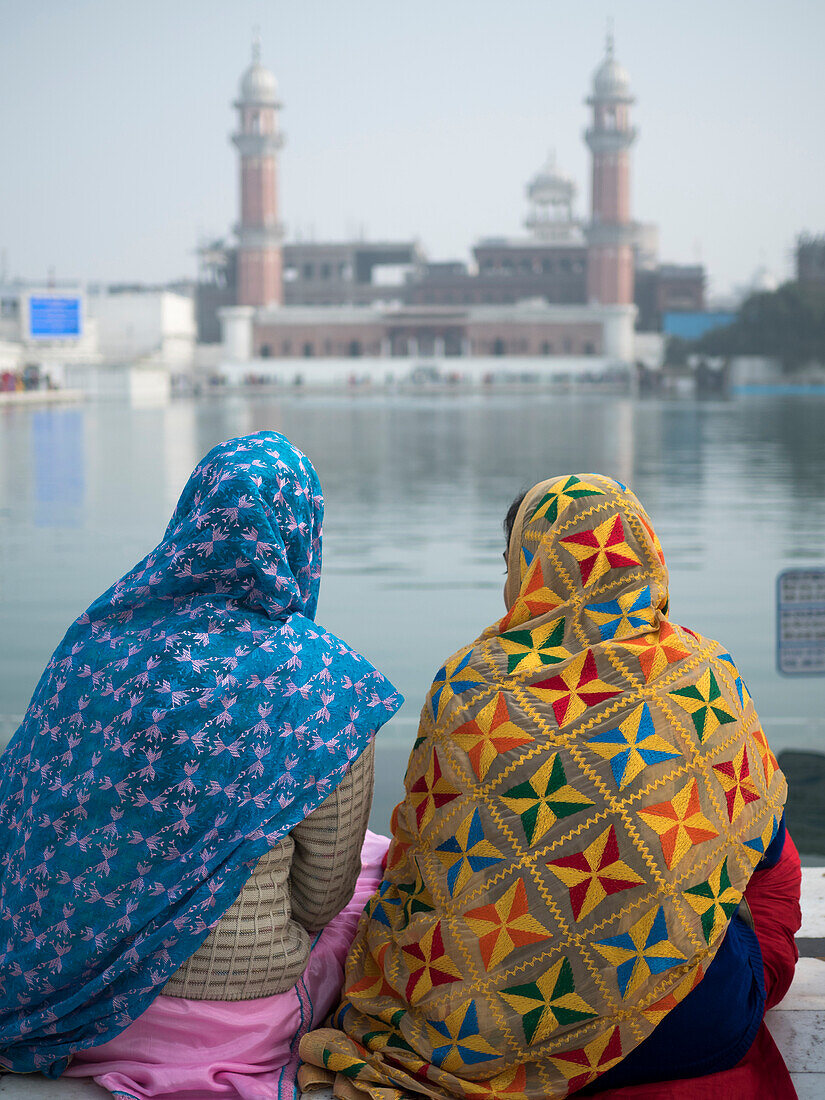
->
[0,431,402,1076]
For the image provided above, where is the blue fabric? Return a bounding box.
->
[589,819,787,1092]
[0,432,402,1077]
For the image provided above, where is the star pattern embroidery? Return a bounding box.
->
[593,906,686,999]
[718,651,751,709]
[643,963,705,1026]
[619,621,691,682]
[668,668,736,742]
[585,586,655,641]
[402,921,462,1004]
[426,1001,499,1071]
[397,865,435,928]
[752,726,779,786]
[409,749,460,831]
[498,618,569,676]
[530,475,605,526]
[637,777,718,869]
[712,744,761,821]
[464,878,553,970]
[587,702,681,790]
[500,956,598,1045]
[430,648,486,721]
[744,815,780,866]
[368,880,403,928]
[463,1064,528,1100]
[529,649,622,728]
[452,694,533,781]
[546,824,646,922]
[345,942,395,1003]
[435,808,504,896]
[560,513,641,588]
[683,856,742,943]
[500,754,594,846]
[499,559,564,632]
[550,1026,624,1093]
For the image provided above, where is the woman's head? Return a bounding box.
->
[503,490,527,556]
[501,474,668,633]
[164,432,324,620]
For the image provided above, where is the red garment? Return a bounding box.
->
[591,832,802,1100]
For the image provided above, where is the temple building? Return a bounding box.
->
[204,34,705,371]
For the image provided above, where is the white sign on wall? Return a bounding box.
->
[777,569,825,676]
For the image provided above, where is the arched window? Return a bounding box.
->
[493,338,506,356]
[260,343,272,358]
[303,342,314,358]
[348,340,362,358]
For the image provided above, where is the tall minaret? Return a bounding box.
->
[233,35,284,307]
[585,30,636,305]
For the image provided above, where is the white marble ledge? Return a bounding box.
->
[790,1075,825,1100]
[772,957,825,1010]
[799,866,825,938]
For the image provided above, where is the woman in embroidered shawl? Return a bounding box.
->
[0,432,401,1079]
[299,474,798,1099]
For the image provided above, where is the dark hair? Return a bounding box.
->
[504,491,528,552]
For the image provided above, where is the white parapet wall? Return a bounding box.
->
[64,363,171,405]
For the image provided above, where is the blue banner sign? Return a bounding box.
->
[28,295,82,339]
[776,568,825,676]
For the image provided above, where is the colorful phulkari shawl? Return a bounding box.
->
[0,432,401,1077]
[299,474,787,1100]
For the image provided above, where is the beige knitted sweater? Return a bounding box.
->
[163,742,374,1001]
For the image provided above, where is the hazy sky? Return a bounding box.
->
[2,0,824,297]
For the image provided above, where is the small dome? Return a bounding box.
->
[239,61,278,104]
[528,152,576,207]
[591,34,632,100]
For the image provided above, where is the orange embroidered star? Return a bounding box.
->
[500,558,565,632]
[643,963,704,1026]
[463,1064,528,1100]
[620,621,691,682]
[637,777,718,869]
[560,513,641,588]
[751,726,779,787]
[529,649,622,728]
[465,877,553,970]
[346,941,395,1003]
[453,693,534,781]
[546,824,646,922]
[712,744,761,821]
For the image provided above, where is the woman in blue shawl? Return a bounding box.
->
[0,431,401,1077]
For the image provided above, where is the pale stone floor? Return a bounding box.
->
[2,868,825,1099]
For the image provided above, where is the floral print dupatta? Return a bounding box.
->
[0,432,401,1076]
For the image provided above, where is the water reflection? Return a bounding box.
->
[1,393,824,848]
[32,409,84,527]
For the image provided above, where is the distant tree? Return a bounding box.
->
[664,336,690,367]
[696,281,825,372]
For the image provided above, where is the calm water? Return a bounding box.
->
[1,392,824,844]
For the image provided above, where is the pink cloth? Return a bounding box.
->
[65,831,390,1100]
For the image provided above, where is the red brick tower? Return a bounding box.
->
[585,32,636,305]
[233,37,284,307]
